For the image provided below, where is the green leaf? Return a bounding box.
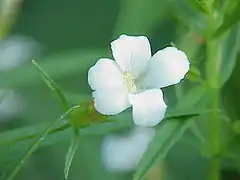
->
[64,128,79,179]
[0,94,88,147]
[171,0,206,35]
[133,117,193,180]
[32,60,69,110]
[0,122,71,146]
[218,25,240,85]
[226,134,240,161]
[4,105,80,180]
[0,109,211,179]
[0,49,107,88]
[0,124,72,174]
[205,24,240,88]
[176,84,207,109]
[164,107,213,120]
[186,66,203,82]
[212,1,240,39]
[222,56,240,120]
[0,107,212,147]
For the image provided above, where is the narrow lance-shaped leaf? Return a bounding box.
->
[133,117,194,180]
[0,50,107,88]
[212,0,240,39]
[4,105,80,180]
[32,60,69,110]
[218,25,240,85]
[176,84,207,109]
[64,128,79,179]
[0,107,212,147]
[0,122,71,146]
[133,83,213,180]
[171,0,206,35]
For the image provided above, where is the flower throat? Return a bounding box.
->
[123,71,137,93]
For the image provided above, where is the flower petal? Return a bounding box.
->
[93,89,131,115]
[88,58,125,91]
[101,127,155,172]
[144,47,190,88]
[111,35,151,78]
[129,89,167,126]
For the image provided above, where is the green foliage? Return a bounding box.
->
[64,129,79,179]
[4,106,80,180]
[32,60,69,111]
[0,49,107,88]
[212,0,240,39]
[218,25,240,85]
[1,0,240,179]
[133,117,195,180]
[176,84,207,109]
[170,0,207,35]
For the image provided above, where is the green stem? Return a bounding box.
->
[206,35,220,180]
[190,121,206,144]
[64,128,79,179]
[205,7,221,178]
[208,158,220,180]
[0,123,71,146]
[209,91,219,153]
[208,90,220,180]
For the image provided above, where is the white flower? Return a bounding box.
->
[88,35,190,126]
[101,127,155,172]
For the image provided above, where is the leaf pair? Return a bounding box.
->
[133,117,194,180]
[4,61,79,180]
[133,84,211,180]
[4,105,80,180]
[4,61,211,180]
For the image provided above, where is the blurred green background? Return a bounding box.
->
[1,0,240,180]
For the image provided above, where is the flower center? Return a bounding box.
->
[123,71,137,93]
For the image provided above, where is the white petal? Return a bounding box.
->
[144,47,190,88]
[88,58,125,91]
[101,127,155,172]
[111,35,151,78]
[93,90,131,115]
[129,89,167,127]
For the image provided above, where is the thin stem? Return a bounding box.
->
[209,91,220,153]
[190,121,206,144]
[0,123,71,146]
[206,28,220,180]
[208,158,220,180]
[207,90,220,180]
[64,128,79,179]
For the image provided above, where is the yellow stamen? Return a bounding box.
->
[123,71,137,93]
